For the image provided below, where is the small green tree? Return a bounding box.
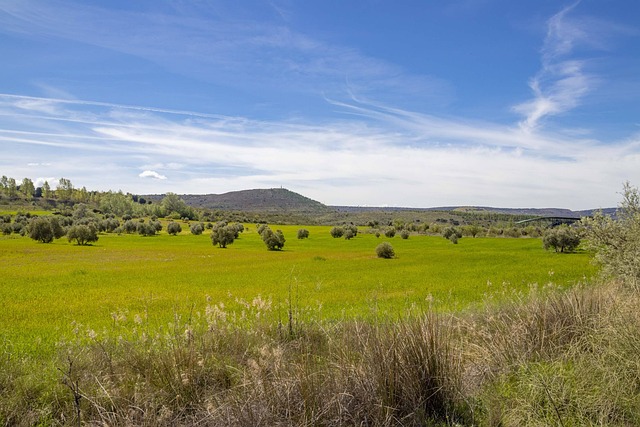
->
[167,221,182,235]
[67,224,99,245]
[211,223,236,248]
[136,222,157,236]
[443,227,462,243]
[384,228,396,238]
[400,230,410,239]
[330,226,344,238]
[190,222,204,235]
[261,227,285,251]
[297,229,309,239]
[542,225,581,253]
[581,182,640,288]
[28,217,54,243]
[376,242,395,259]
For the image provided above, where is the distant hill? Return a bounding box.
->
[331,205,617,218]
[144,188,616,221]
[145,188,333,214]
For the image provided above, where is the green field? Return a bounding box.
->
[1,224,596,357]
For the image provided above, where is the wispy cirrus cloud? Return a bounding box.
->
[514,2,594,132]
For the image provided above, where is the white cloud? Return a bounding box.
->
[139,170,167,180]
[514,3,594,132]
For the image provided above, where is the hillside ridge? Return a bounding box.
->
[144,188,614,217]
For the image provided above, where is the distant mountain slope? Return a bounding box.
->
[146,188,332,213]
[144,188,615,219]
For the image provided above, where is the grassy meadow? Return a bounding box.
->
[1,223,595,357]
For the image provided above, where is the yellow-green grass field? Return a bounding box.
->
[1,224,596,358]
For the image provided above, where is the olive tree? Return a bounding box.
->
[330,226,344,238]
[28,217,54,243]
[67,224,99,245]
[211,222,236,248]
[581,182,640,288]
[260,226,285,251]
[376,242,395,259]
[190,222,204,235]
[542,225,581,253]
[167,221,182,235]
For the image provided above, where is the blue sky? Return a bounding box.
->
[1,0,639,209]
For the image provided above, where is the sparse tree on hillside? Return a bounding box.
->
[41,181,52,199]
[56,177,73,200]
[6,178,17,198]
[20,178,35,198]
[384,228,396,238]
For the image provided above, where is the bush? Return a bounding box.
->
[384,228,396,238]
[28,217,54,243]
[442,227,460,239]
[400,230,410,239]
[297,229,309,239]
[261,227,285,251]
[582,182,640,288]
[167,221,182,235]
[67,224,99,245]
[136,222,157,236]
[190,222,204,235]
[211,223,236,248]
[123,219,137,234]
[376,242,395,259]
[542,225,581,253]
[330,226,344,238]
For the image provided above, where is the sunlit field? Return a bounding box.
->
[0,224,595,357]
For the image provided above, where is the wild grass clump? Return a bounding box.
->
[465,281,640,426]
[1,297,469,426]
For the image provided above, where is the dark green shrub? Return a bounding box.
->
[376,242,395,259]
[261,227,285,250]
[190,222,204,235]
[28,217,53,243]
[543,225,581,253]
[330,226,344,238]
[211,223,236,248]
[297,229,309,239]
[67,224,99,245]
[167,221,182,235]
